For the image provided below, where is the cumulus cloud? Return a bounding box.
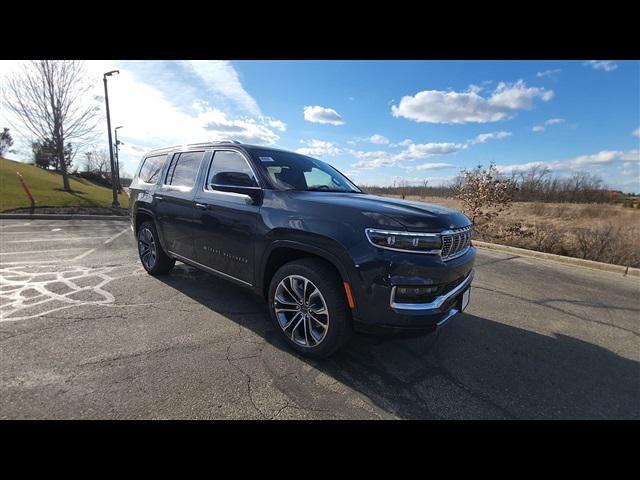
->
[471,131,512,144]
[532,118,565,132]
[368,134,389,145]
[391,80,553,124]
[537,69,562,79]
[296,139,341,157]
[414,162,456,170]
[632,128,640,137]
[303,105,344,125]
[584,60,618,72]
[497,149,639,175]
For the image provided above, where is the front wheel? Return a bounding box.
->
[268,258,352,358]
[137,221,175,275]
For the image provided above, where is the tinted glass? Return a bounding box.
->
[165,151,203,188]
[207,150,258,188]
[138,154,167,184]
[248,148,360,193]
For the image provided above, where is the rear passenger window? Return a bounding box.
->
[165,151,204,188]
[138,154,167,184]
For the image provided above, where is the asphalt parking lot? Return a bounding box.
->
[1,218,638,419]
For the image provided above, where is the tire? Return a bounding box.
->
[268,258,352,358]
[137,221,175,275]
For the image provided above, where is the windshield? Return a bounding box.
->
[248,148,361,193]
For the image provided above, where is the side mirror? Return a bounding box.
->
[209,171,263,205]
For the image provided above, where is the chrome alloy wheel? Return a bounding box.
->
[138,227,157,270]
[274,275,330,347]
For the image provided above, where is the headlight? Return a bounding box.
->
[365,228,442,254]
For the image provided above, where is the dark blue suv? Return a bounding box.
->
[129,141,475,358]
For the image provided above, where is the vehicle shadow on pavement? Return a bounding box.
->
[158,264,640,420]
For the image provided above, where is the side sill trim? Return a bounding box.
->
[390,269,474,311]
[168,251,253,287]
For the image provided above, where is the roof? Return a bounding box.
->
[144,140,297,156]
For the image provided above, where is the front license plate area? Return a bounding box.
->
[459,287,470,311]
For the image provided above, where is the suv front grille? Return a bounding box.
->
[441,226,472,261]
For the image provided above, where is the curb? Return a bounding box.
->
[0,214,129,221]
[473,240,640,278]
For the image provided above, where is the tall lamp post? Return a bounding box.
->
[114,126,123,193]
[103,70,120,208]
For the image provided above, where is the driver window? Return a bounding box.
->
[207,150,258,188]
[303,168,334,189]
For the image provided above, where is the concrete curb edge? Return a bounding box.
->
[473,240,640,278]
[0,214,129,221]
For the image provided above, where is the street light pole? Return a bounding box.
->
[103,70,120,208]
[114,126,123,193]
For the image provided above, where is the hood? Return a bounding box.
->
[291,192,471,232]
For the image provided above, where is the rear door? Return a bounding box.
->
[192,149,262,285]
[154,150,205,260]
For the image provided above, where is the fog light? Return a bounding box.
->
[394,285,439,304]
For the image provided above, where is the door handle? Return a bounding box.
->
[155,195,164,201]
[195,203,208,209]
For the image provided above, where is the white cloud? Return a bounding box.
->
[537,69,562,79]
[497,149,640,175]
[471,131,512,144]
[632,128,640,137]
[368,134,389,145]
[296,139,341,157]
[532,118,565,132]
[187,60,261,116]
[414,162,456,170]
[395,142,465,161]
[350,142,464,169]
[584,60,618,72]
[391,80,553,124]
[303,105,344,125]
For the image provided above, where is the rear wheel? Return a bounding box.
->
[268,258,352,358]
[137,221,175,275]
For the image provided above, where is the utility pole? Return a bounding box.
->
[103,70,120,208]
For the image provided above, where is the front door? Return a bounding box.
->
[154,150,205,259]
[193,149,261,285]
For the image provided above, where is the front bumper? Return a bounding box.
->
[349,244,475,334]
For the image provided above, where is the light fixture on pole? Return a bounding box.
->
[103,70,120,208]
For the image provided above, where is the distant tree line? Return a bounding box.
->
[360,165,616,204]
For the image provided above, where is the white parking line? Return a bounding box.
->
[73,227,130,260]
[0,247,87,255]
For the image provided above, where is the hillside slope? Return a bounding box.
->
[0,157,129,211]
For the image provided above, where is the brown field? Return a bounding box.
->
[378,194,640,268]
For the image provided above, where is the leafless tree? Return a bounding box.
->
[83,148,110,175]
[453,162,517,226]
[2,61,100,191]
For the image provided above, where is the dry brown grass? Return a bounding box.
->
[380,195,640,268]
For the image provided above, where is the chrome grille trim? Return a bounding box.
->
[440,225,473,261]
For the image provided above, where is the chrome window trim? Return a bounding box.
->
[162,151,205,191]
[203,149,262,193]
[390,270,474,311]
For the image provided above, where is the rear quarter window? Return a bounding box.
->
[138,154,167,184]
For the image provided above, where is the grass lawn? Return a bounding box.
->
[0,157,129,211]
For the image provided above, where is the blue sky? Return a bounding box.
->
[2,60,639,192]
